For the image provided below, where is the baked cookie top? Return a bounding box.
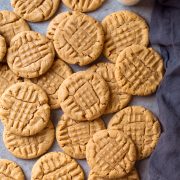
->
[0,82,50,136]
[0,10,30,45]
[58,71,110,121]
[0,35,6,62]
[102,10,149,63]
[56,114,105,159]
[31,152,84,180]
[0,159,25,180]
[3,121,55,159]
[7,31,55,78]
[86,129,137,178]
[115,45,164,96]
[62,0,105,12]
[30,59,73,109]
[108,106,161,160]
[88,62,131,114]
[53,11,104,66]
[11,0,60,22]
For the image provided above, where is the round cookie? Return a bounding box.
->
[0,35,6,62]
[86,129,137,178]
[30,59,73,109]
[7,31,55,78]
[88,62,132,114]
[53,11,104,66]
[0,64,20,97]
[56,115,106,159]
[88,168,139,180]
[0,82,50,136]
[115,45,164,96]
[102,10,149,63]
[108,106,161,160]
[62,0,105,12]
[11,0,60,22]
[0,10,30,45]
[0,159,25,180]
[31,152,84,180]
[3,121,55,159]
[58,71,110,121]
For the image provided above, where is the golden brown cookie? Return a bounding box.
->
[3,121,55,159]
[86,129,137,178]
[58,71,110,121]
[62,0,105,12]
[88,62,132,114]
[31,152,84,180]
[115,45,164,96]
[0,10,30,45]
[88,168,139,180]
[56,115,106,159]
[0,64,20,97]
[102,10,149,63]
[47,12,70,40]
[0,82,50,136]
[30,59,73,109]
[53,11,104,66]
[108,106,161,160]
[11,0,60,22]
[0,159,25,180]
[0,35,6,62]
[7,31,55,78]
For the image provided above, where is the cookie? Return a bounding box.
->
[88,62,132,114]
[56,115,105,159]
[102,11,149,63]
[47,12,70,40]
[88,168,139,180]
[31,152,84,179]
[7,31,55,78]
[0,35,6,62]
[53,11,104,66]
[0,64,20,97]
[86,129,137,178]
[3,121,54,159]
[0,82,50,136]
[62,0,105,12]
[0,10,30,45]
[30,59,73,109]
[58,71,110,121]
[0,159,25,180]
[108,106,161,160]
[115,45,164,96]
[11,0,60,22]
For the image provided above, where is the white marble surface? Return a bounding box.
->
[0,0,157,179]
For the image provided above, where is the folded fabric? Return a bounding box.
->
[149,0,180,180]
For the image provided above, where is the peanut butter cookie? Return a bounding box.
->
[102,11,149,63]
[53,11,104,66]
[115,45,164,95]
[30,59,72,109]
[86,129,137,178]
[88,62,132,114]
[56,115,105,159]
[31,152,84,180]
[0,10,30,45]
[11,0,60,22]
[0,159,25,180]
[3,121,55,159]
[0,82,50,136]
[62,0,105,12]
[0,35,6,62]
[108,106,161,160]
[7,31,55,78]
[58,71,110,121]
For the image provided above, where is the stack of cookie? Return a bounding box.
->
[0,0,164,179]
